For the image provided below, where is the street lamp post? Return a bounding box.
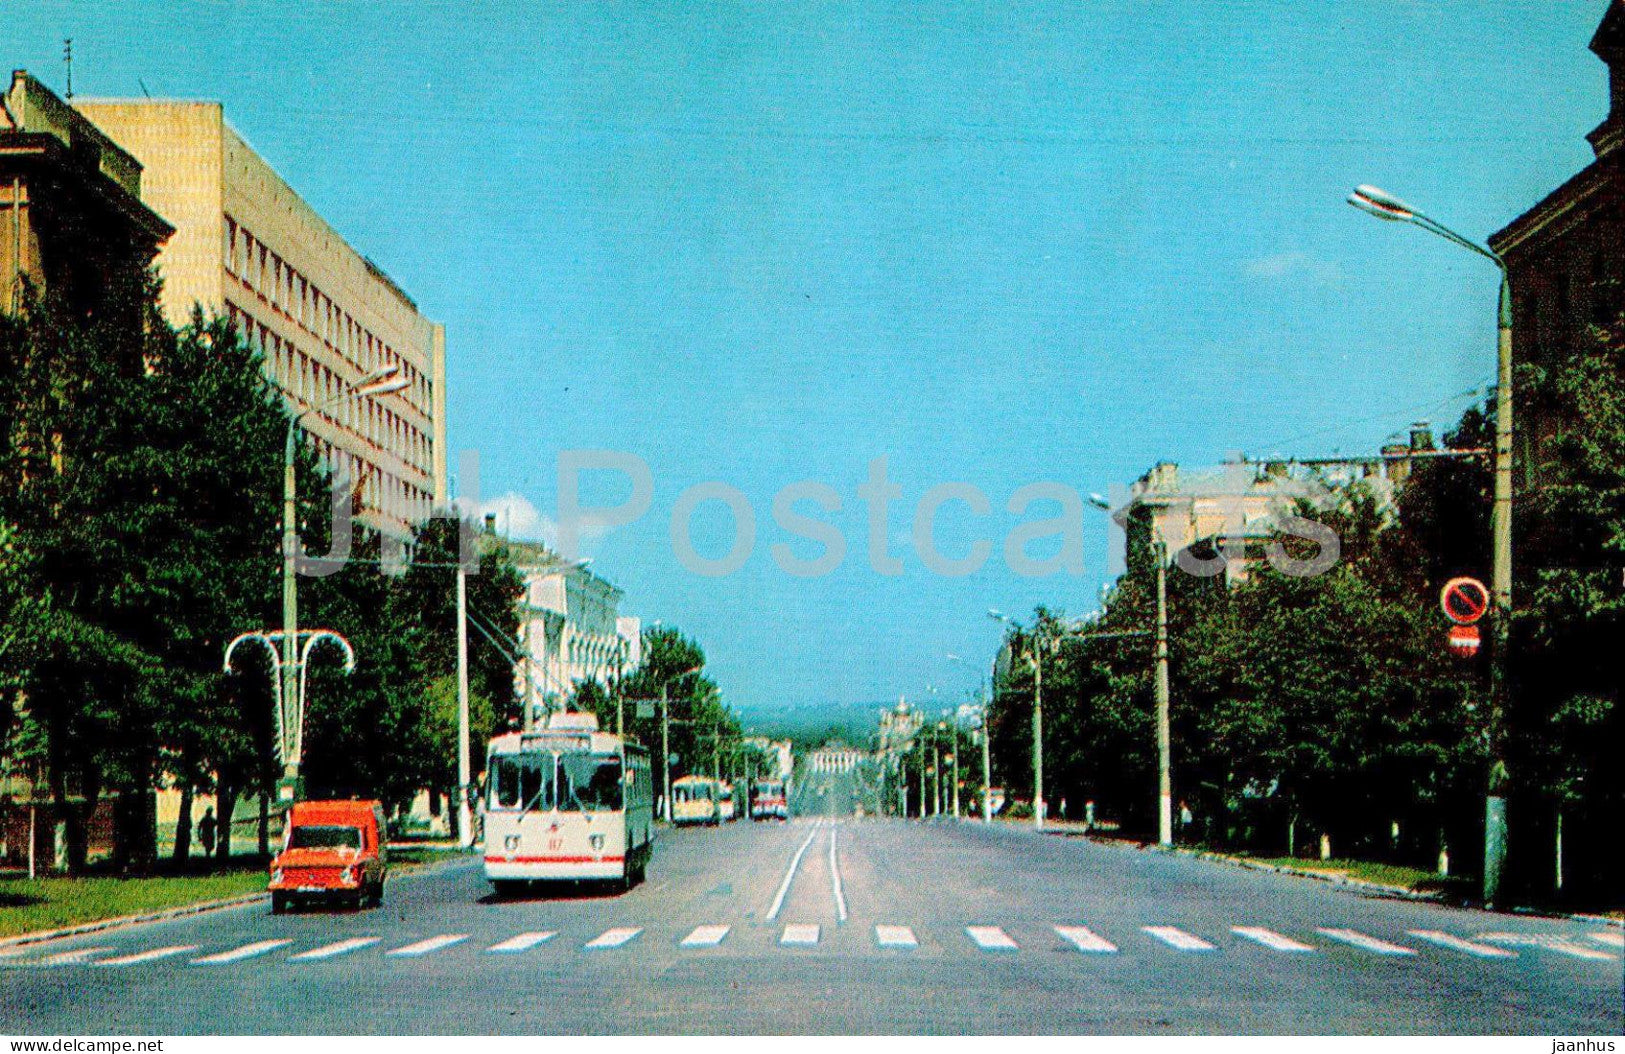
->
[279,365,408,800]
[989,610,1046,831]
[1348,184,1515,905]
[660,663,703,823]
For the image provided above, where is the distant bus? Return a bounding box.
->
[483,711,654,893]
[671,775,720,826]
[718,781,737,822]
[751,780,789,821]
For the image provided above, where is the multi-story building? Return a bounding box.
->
[1115,426,1441,583]
[1,70,171,326]
[505,537,641,726]
[74,99,446,536]
[1489,0,1625,478]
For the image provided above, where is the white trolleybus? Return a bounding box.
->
[483,711,654,893]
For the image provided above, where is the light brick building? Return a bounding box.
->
[75,100,447,536]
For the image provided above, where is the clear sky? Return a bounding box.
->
[11,1,1610,724]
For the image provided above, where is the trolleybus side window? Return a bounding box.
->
[559,754,622,812]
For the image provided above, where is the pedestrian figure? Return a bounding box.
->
[198,807,218,858]
[1178,799,1193,840]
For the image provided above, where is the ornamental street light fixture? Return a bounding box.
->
[1348,183,1515,906]
[224,629,355,802]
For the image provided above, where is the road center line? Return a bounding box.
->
[767,826,820,921]
[1587,931,1623,949]
[829,826,848,923]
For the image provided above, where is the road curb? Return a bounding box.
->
[0,851,479,953]
[0,892,269,952]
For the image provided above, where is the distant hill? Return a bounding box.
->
[738,700,891,750]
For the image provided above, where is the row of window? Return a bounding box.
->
[227,301,435,475]
[304,432,433,529]
[223,215,434,416]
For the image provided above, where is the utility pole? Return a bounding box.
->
[1154,540,1173,847]
[660,680,672,823]
[951,721,961,818]
[1032,647,1044,831]
[455,562,472,850]
[980,694,992,824]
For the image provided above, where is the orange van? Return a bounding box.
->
[268,799,388,912]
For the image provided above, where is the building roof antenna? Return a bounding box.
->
[63,39,73,100]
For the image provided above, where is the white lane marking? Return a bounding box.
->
[680,925,730,948]
[1589,931,1624,949]
[1143,926,1215,952]
[1317,928,1417,956]
[97,945,198,966]
[767,826,820,921]
[486,931,556,953]
[36,946,114,966]
[584,927,642,950]
[966,925,1019,951]
[1476,932,1618,960]
[289,937,381,961]
[876,925,918,949]
[1408,931,1516,959]
[191,939,293,965]
[1056,925,1118,953]
[781,924,820,946]
[1232,927,1315,952]
[828,826,848,923]
[385,934,469,957]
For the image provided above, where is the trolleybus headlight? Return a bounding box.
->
[504,835,520,853]
[590,834,605,851]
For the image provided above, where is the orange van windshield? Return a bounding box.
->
[288,824,362,850]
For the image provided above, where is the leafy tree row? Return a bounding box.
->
[989,323,1621,904]
[0,279,528,872]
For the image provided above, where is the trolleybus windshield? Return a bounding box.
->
[559,754,623,812]
[490,753,555,812]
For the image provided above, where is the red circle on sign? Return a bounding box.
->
[1440,577,1490,626]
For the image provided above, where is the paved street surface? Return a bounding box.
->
[2,815,1620,1035]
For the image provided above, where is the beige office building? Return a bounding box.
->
[76,100,447,536]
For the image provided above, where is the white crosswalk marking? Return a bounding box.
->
[680,925,730,948]
[386,934,468,957]
[289,937,381,961]
[36,946,113,966]
[1588,931,1624,949]
[584,927,641,950]
[1143,926,1215,952]
[781,924,820,946]
[1478,932,1617,960]
[1317,928,1417,956]
[1546,940,1619,961]
[1055,926,1118,953]
[876,925,918,949]
[486,932,556,953]
[191,939,293,965]
[966,926,1018,951]
[1407,931,1516,959]
[1232,927,1314,952]
[97,945,198,966]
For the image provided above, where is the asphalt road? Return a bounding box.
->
[1,816,1620,1035]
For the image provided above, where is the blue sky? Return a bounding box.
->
[12,1,1609,724]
